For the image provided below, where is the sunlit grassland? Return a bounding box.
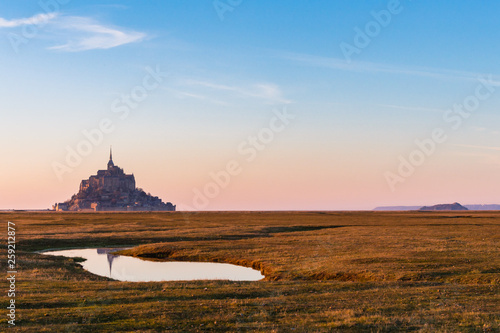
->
[0,211,499,332]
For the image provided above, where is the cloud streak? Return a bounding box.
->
[48,16,146,52]
[163,87,229,106]
[376,104,444,114]
[453,144,500,152]
[0,13,145,51]
[278,51,500,84]
[182,79,292,104]
[0,13,58,28]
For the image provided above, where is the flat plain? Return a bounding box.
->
[1,211,499,332]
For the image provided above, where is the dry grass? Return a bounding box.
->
[0,211,499,332]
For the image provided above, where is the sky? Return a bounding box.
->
[2,0,500,210]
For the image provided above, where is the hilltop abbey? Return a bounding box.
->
[53,149,175,212]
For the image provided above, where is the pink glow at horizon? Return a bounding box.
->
[3,142,499,211]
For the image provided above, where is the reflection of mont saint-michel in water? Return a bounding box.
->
[53,148,175,212]
[42,248,264,282]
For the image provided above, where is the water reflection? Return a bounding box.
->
[42,248,264,282]
[96,248,120,277]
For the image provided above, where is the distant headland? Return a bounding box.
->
[374,203,500,211]
[53,148,175,212]
[418,202,468,211]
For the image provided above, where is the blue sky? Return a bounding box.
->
[2,1,500,210]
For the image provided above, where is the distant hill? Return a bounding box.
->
[374,204,500,211]
[419,203,468,211]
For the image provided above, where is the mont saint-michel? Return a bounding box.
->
[53,149,175,212]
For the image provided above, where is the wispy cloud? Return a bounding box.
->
[182,79,292,104]
[163,87,229,106]
[452,145,500,166]
[377,104,444,113]
[48,16,145,51]
[0,12,58,28]
[277,51,500,84]
[453,144,500,151]
[469,126,500,135]
[0,13,146,51]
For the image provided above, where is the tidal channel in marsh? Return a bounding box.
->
[42,248,264,282]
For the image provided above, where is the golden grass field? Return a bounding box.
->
[1,211,499,332]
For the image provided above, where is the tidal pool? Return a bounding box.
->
[41,248,264,282]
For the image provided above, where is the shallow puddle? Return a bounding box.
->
[42,248,264,282]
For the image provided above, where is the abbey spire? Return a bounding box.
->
[107,146,114,169]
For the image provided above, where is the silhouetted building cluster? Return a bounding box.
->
[53,149,175,212]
